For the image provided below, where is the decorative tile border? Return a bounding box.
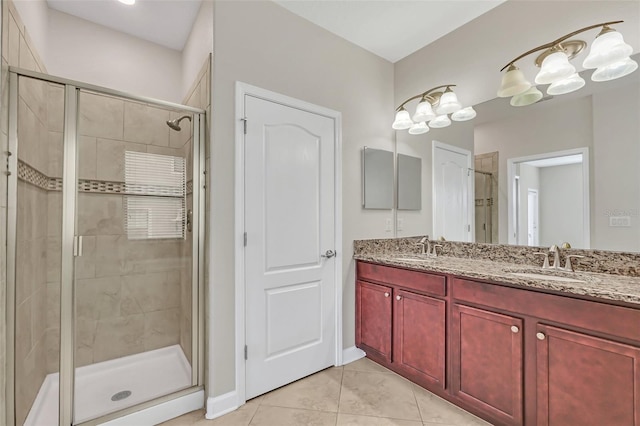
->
[18,160,193,196]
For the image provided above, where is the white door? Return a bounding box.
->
[433,142,473,242]
[244,95,336,399]
[527,189,539,246]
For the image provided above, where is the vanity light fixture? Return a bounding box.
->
[392,85,476,134]
[497,21,637,106]
[118,0,136,5]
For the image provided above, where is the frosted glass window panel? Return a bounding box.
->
[397,154,422,210]
[362,147,394,209]
[124,151,186,239]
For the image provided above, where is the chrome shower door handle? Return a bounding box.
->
[186,209,193,232]
[321,250,336,259]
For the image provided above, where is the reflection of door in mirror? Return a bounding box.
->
[508,149,589,248]
[433,141,473,242]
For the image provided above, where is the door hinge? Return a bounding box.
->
[244,345,248,360]
[241,117,247,135]
[468,224,471,232]
[243,232,247,247]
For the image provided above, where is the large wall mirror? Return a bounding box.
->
[395,55,640,253]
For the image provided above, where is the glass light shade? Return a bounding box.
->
[510,86,543,107]
[412,100,436,122]
[591,57,638,82]
[408,121,429,135]
[583,31,633,69]
[429,114,451,128]
[546,73,585,95]
[118,0,135,4]
[497,66,531,97]
[392,109,413,130]
[451,106,476,121]
[535,51,576,85]
[436,90,462,114]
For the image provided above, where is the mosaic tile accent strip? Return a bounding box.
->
[17,161,49,190]
[18,160,188,197]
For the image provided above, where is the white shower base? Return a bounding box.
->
[25,345,192,425]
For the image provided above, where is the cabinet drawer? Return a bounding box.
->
[357,261,446,297]
[452,277,640,344]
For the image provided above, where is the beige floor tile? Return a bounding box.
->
[337,413,423,425]
[249,405,337,426]
[158,408,205,425]
[343,357,394,374]
[261,366,343,412]
[413,384,491,426]
[339,370,421,421]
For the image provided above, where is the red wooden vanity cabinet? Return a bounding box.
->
[356,260,640,426]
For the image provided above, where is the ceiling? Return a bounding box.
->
[274,0,506,63]
[46,0,504,61]
[46,0,202,51]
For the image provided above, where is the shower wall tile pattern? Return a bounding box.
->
[1,1,51,423]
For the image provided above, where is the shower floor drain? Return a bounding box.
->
[111,390,132,402]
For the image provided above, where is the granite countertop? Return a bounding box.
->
[354,253,640,306]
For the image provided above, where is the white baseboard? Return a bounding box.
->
[101,390,204,426]
[342,346,365,365]
[205,391,239,420]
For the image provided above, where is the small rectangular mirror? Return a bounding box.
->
[397,153,421,210]
[362,147,394,209]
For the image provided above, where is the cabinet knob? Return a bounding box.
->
[384,292,390,298]
[536,332,546,340]
[511,326,519,333]
[396,295,402,301]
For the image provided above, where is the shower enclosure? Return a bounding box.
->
[474,170,494,243]
[6,68,206,425]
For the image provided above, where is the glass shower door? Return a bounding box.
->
[10,74,65,426]
[72,90,197,423]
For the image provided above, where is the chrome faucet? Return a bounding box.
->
[416,236,442,257]
[549,245,561,269]
[417,236,431,256]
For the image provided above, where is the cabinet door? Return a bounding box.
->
[393,289,446,389]
[537,324,640,426]
[356,280,392,363]
[452,304,523,425]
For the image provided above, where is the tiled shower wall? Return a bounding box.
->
[1,1,51,423]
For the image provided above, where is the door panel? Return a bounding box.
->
[394,290,446,389]
[452,304,523,425]
[244,95,336,399]
[356,280,392,363]
[264,124,320,270]
[433,142,472,242]
[537,324,640,426]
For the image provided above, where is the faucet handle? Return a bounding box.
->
[534,252,551,269]
[563,255,585,272]
[431,244,443,257]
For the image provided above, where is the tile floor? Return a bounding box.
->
[160,357,491,426]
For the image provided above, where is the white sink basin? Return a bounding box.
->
[509,272,586,283]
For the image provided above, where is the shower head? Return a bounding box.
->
[166,115,192,131]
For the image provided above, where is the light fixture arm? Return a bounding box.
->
[499,20,624,71]
[395,84,456,111]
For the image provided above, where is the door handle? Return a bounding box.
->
[321,250,336,259]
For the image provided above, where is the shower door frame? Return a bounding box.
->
[6,67,207,426]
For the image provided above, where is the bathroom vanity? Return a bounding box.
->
[354,247,640,426]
